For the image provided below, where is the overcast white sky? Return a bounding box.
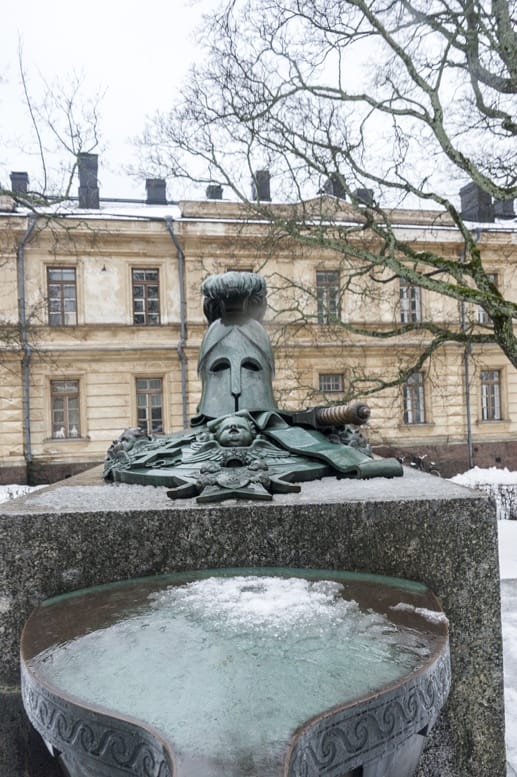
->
[0,0,213,199]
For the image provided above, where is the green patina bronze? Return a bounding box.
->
[104,271,402,501]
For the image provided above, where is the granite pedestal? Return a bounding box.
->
[0,466,505,776]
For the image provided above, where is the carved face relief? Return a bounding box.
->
[214,416,257,448]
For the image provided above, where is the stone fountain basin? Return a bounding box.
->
[21,568,450,777]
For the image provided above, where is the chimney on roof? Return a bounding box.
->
[354,188,374,206]
[460,182,494,222]
[206,183,223,200]
[322,174,347,200]
[146,178,167,205]
[494,199,515,219]
[10,171,29,196]
[77,153,100,209]
[251,170,271,202]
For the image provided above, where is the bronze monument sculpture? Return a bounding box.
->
[104,271,402,501]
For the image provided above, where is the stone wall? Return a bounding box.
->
[0,466,506,777]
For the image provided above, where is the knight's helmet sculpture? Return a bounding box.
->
[104,271,403,501]
[196,272,277,419]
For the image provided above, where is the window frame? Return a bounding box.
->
[399,278,422,323]
[480,369,503,421]
[50,378,82,439]
[402,372,426,425]
[319,373,344,393]
[316,270,340,324]
[477,273,498,324]
[47,266,78,326]
[132,268,161,326]
[136,376,164,434]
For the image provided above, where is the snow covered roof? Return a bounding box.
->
[1,193,515,234]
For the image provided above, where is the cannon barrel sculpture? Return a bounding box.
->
[284,401,371,429]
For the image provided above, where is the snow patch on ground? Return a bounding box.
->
[451,466,517,519]
[0,484,45,502]
[499,520,517,580]
[451,465,517,486]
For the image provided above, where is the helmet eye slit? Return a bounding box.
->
[211,359,231,372]
[241,359,261,372]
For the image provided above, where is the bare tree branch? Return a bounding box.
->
[138,0,517,389]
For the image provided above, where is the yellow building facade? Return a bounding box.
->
[1,178,516,483]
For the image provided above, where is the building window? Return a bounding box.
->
[399,279,421,323]
[316,270,340,324]
[403,372,426,424]
[51,380,80,438]
[477,273,497,324]
[132,269,160,325]
[319,373,344,393]
[136,378,163,433]
[47,267,77,326]
[481,370,502,421]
